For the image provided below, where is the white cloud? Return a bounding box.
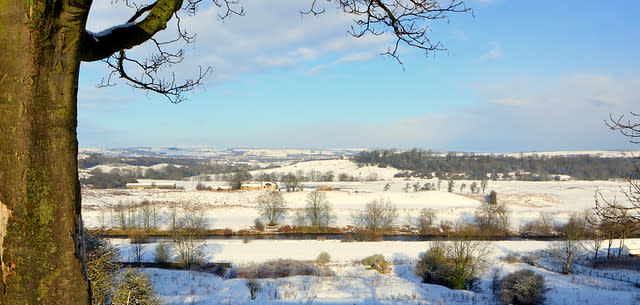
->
[334,53,377,64]
[268,73,640,151]
[266,113,467,149]
[254,56,295,68]
[85,1,393,86]
[451,29,469,41]
[479,42,503,61]
[290,47,318,60]
[464,73,640,150]
[305,64,328,75]
[490,97,530,106]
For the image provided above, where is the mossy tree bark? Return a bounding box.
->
[0,0,181,304]
[0,1,91,304]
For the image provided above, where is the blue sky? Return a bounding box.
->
[78,0,640,152]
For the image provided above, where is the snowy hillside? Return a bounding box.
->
[251,159,401,181]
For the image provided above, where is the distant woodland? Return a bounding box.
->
[79,155,258,188]
[353,149,637,180]
[79,149,638,189]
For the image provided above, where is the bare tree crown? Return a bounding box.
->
[80,0,469,103]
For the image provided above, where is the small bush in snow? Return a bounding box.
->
[85,231,160,305]
[502,251,521,264]
[112,269,161,305]
[316,252,331,266]
[172,206,207,268]
[85,230,119,305]
[246,278,261,300]
[195,182,211,191]
[354,229,384,241]
[253,218,265,231]
[488,190,498,204]
[235,259,333,279]
[546,228,583,274]
[499,269,546,305]
[154,243,170,264]
[415,239,490,290]
[521,251,542,266]
[362,254,391,274]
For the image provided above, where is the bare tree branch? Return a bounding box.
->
[305,0,471,63]
[592,113,640,239]
[80,0,184,62]
[99,49,210,104]
[606,112,640,144]
[301,0,326,16]
[87,1,468,102]
[88,0,242,103]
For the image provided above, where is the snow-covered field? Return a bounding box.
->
[115,239,640,305]
[82,165,628,231]
[82,158,640,305]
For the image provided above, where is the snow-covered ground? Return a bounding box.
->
[82,157,640,305]
[82,177,628,231]
[113,239,640,305]
[250,159,401,181]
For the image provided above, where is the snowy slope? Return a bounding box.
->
[251,159,401,180]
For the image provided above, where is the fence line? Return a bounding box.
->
[537,262,640,287]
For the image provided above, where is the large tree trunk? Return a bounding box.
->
[0,1,90,304]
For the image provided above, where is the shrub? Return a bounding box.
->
[341,232,354,242]
[354,229,384,241]
[414,243,455,287]
[112,269,161,305]
[154,243,170,264]
[439,220,454,234]
[489,190,498,205]
[246,278,261,300]
[316,252,331,266]
[282,172,301,191]
[85,231,119,305]
[352,198,397,233]
[546,229,583,274]
[474,203,510,235]
[417,208,436,234]
[521,251,542,266]
[253,218,265,231]
[235,259,333,278]
[362,254,391,274]
[499,269,546,305]
[172,206,207,267]
[521,213,555,235]
[502,251,521,264]
[85,231,160,305]
[415,239,491,290]
[195,182,211,191]
[447,178,454,192]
